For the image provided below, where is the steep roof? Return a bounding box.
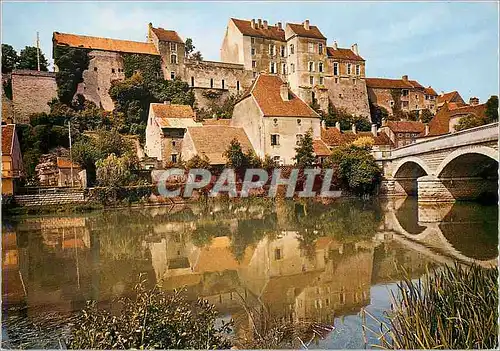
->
[386,121,425,133]
[150,27,184,43]
[426,102,487,136]
[437,91,464,105]
[326,47,364,61]
[151,103,195,120]
[313,139,331,156]
[424,86,438,96]
[287,22,326,39]
[2,124,15,156]
[245,74,320,118]
[53,32,159,55]
[231,18,285,41]
[186,126,253,165]
[321,126,392,147]
[365,77,424,90]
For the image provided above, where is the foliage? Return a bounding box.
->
[184,38,194,56]
[373,264,498,349]
[293,129,315,168]
[369,102,389,127]
[223,138,246,169]
[352,136,374,148]
[484,95,499,123]
[191,222,231,248]
[419,108,434,124]
[323,102,371,131]
[68,277,233,349]
[454,113,485,131]
[190,51,203,61]
[2,44,19,73]
[197,93,240,120]
[186,154,211,169]
[262,155,278,170]
[324,144,382,196]
[122,53,162,83]
[96,153,136,187]
[53,46,90,105]
[3,76,12,100]
[17,46,49,71]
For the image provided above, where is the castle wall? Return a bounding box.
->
[11,70,57,124]
[324,76,370,117]
[367,86,428,116]
[220,20,244,65]
[231,96,263,157]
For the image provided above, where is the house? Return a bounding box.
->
[145,102,202,165]
[56,157,82,187]
[436,90,466,110]
[231,74,321,165]
[379,121,425,148]
[35,155,83,187]
[424,101,487,137]
[2,124,23,194]
[181,125,254,165]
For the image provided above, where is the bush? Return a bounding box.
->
[96,153,134,187]
[293,129,315,168]
[420,108,434,124]
[68,276,233,349]
[454,113,485,131]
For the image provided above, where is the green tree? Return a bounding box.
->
[293,129,316,168]
[184,38,195,56]
[54,46,90,104]
[186,154,211,169]
[420,108,434,124]
[369,102,389,127]
[191,51,203,61]
[17,46,48,71]
[2,44,19,73]
[484,95,499,124]
[96,153,133,187]
[454,113,485,131]
[324,144,382,196]
[323,102,371,131]
[223,138,246,169]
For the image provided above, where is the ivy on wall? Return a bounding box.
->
[122,54,162,83]
[53,46,90,105]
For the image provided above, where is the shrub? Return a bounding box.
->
[454,113,485,131]
[293,129,315,168]
[96,153,134,187]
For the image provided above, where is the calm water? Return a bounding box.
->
[2,198,498,349]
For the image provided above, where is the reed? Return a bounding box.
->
[369,263,498,349]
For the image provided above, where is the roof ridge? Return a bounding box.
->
[54,31,148,44]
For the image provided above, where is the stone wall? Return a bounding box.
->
[417,176,498,202]
[367,86,427,116]
[11,70,57,124]
[324,76,370,117]
[14,192,86,207]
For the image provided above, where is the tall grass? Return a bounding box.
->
[367,264,498,349]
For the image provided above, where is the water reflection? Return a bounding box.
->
[2,198,498,348]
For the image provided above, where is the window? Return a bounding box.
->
[251,47,255,56]
[318,62,323,73]
[273,118,278,126]
[171,154,177,163]
[251,37,255,44]
[319,43,323,54]
[274,248,282,260]
[170,71,175,80]
[94,67,98,72]
[335,77,339,84]
[333,62,339,76]
[270,62,276,74]
[191,76,194,87]
[281,46,285,57]
[355,64,360,75]
[296,134,304,145]
[210,78,214,88]
[170,54,177,64]
[170,42,177,51]
[237,81,240,91]
[308,42,314,53]
[222,79,225,89]
[252,60,256,68]
[415,94,418,99]
[290,63,295,73]
[289,44,294,54]
[111,68,115,73]
[309,62,314,72]
[172,140,176,147]
[390,101,395,107]
[310,76,314,85]
[347,63,352,75]
[271,134,280,146]
[282,63,286,74]
[320,76,324,85]
[253,71,257,78]
[353,78,356,84]
[269,44,276,56]
[402,89,409,96]
[297,118,302,125]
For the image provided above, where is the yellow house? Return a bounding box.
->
[2,124,23,194]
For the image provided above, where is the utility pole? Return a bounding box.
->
[36,31,40,71]
[69,121,74,187]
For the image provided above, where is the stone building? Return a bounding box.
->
[231,74,321,165]
[10,70,58,124]
[436,90,466,110]
[145,102,201,165]
[425,101,486,137]
[2,124,23,194]
[379,121,425,148]
[366,75,437,116]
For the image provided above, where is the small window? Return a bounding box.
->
[252,60,256,68]
[333,62,339,76]
[355,64,360,75]
[170,42,177,51]
[253,71,257,78]
[335,77,339,84]
[94,67,98,72]
[251,37,255,44]
[402,89,409,96]
[273,118,278,126]
[274,248,282,260]
[171,154,177,163]
[353,78,356,84]
[270,62,276,74]
[309,62,314,72]
[271,134,280,146]
[319,43,323,54]
[296,134,304,145]
[297,118,302,125]
[222,79,225,89]
[170,54,177,64]
[172,140,176,147]
[308,42,314,53]
[280,46,285,57]
[318,62,323,73]
[170,71,175,80]
[290,63,295,73]
[191,76,194,87]
[289,44,294,55]
[282,63,286,74]
[251,47,256,56]
[210,78,214,88]
[347,63,352,75]
[111,68,115,73]
[236,81,240,91]
[320,76,324,85]
[310,76,314,85]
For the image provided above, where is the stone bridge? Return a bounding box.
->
[378,122,498,202]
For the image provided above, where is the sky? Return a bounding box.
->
[1,1,499,102]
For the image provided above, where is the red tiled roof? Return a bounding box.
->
[326,47,364,61]
[426,102,487,136]
[57,157,80,169]
[231,18,285,41]
[53,32,159,55]
[386,121,425,133]
[424,87,438,96]
[151,103,195,120]
[187,126,254,165]
[2,124,15,155]
[365,78,424,89]
[247,74,320,118]
[202,119,232,126]
[320,127,392,147]
[150,27,184,43]
[313,139,331,156]
[437,91,462,105]
[447,102,467,110]
[287,22,326,40]
[321,126,343,146]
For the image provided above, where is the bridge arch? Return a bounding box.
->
[435,146,498,178]
[391,157,432,196]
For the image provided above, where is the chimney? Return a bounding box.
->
[251,19,256,29]
[351,43,358,56]
[332,41,338,50]
[163,101,170,105]
[351,123,357,134]
[371,124,377,137]
[263,20,268,29]
[280,83,289,101]
[257,19,262,28]
[469,97,479,106]
[335,121,341,131]
[425,124,430,136]
[277,22,282,30]
[148,22,153,41]
[402,75,408,82]
[303,19,310,30]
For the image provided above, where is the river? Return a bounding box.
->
[1,198,498,349]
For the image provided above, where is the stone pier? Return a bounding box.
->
[417,176,498,202]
